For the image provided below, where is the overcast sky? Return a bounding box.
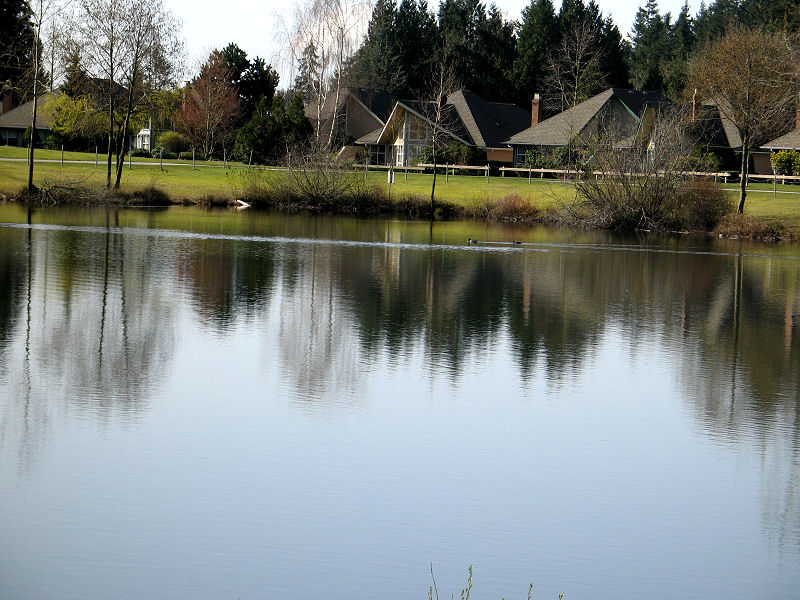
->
[165,0,701,85]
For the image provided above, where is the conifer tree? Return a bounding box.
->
[512,0,558,106]
[628,0,669,91]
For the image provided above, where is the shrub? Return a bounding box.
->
[130,148,151,158]
[157,131,190,154]
[178,151,205,161]
[481,193,540,222]
[770,149,800,175]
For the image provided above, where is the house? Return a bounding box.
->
[357,89,531,166]
[305,87,396,156]
[758,106,800,172]
[0,91,57,146]
[505,88,669,165]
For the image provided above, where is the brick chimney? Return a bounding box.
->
[531,93,542,127]
[0,90,12,115]
[795,92,800,129]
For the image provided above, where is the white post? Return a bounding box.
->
[60,144,63,167]
[95,146,98,167]
[249,149,253,167]
[193,147,196,170]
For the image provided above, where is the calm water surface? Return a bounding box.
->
[1,204,799,600]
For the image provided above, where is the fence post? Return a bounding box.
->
[129,143,132,170]
[160,148,163,171]
[249,149,253,167]
[486,163,490,183]
[95,146,98,167]
[528,166,531,185]
[61,145,63,167]
[223,148,226,168]
[446,163,449,183]
[193,147,196,170]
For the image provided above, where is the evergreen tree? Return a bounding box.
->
[663,1,695,98]
[628,0,670,91]
[218,42,279,120]
[395,0,438,96]
[234,92,312,163]
[694,0,739,45]
[348,0,407,94]
[473,4,516,100]
[61,50,90,98]
[512,0,558,105]
[437,0,516,101]
[294,40,321,104]
[0,0,36,103]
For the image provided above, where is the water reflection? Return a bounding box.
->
[1,209,799,567]
[0,224,177,472]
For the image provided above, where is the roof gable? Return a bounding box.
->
[0,91,58,129]
[506,88,668,146]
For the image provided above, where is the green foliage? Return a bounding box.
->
[417,142,484,165]
[512,0,558,106]
[524,146,571,169]
[770,149,800,175]
[233,93,312,164]
[45,94,106,147]
[157,131,190,154]
[0,0,35,103]
[218,42,280,120]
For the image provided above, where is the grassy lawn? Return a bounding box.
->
[2,148,800,226]
[0,145,232,166]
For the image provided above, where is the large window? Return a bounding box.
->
[369,145,387,165]
[394,143,404,166]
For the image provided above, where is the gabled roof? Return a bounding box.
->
[367,89,530,149]
[304,88,396,124]
[506,88,668,146]
[374,99,474,146]
[691,102,742,149]
[0,91,58,129]
[763,126,800,150]
[446,90,531,148]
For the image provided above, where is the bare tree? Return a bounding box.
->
[688,26,800,214]
[27,0,62,191]
[543,18,607,112]
[175,52,241,158]
[279,0,369,147]
[111,0,182,188]
[422,58,460,210]
[570,108,731,231]
[70,0,182,189]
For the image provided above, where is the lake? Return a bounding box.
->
[1,204,798,600]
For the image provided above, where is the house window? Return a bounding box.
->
[513,146,528,165]
[409,118,428,141]
[394,144,404,166]
[369,145,387,165]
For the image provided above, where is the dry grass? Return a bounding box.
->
[714,213,796,241]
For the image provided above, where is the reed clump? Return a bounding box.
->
[715,213,795,241]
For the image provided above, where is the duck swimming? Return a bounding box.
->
[468,238,478,244]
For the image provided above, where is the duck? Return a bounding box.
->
[468,238,478,244]
[512,240,521,245]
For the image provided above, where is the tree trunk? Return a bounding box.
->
[114,112,130,188]
[738,137,748,214]
[27,13,41,192]
[106,87,114,188]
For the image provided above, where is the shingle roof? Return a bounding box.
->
[763,126,800,149]
[692,102,742,149]
[0,91,57,129]
[506,88,668,146]
[355,128,382,144]
[447,90,531,148]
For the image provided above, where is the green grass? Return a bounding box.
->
[1,147,800,227]
[0,145,232,166]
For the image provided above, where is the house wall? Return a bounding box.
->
[486,147,513,163]
[752,151,773,175]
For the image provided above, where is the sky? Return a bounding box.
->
[164,0,702,85]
